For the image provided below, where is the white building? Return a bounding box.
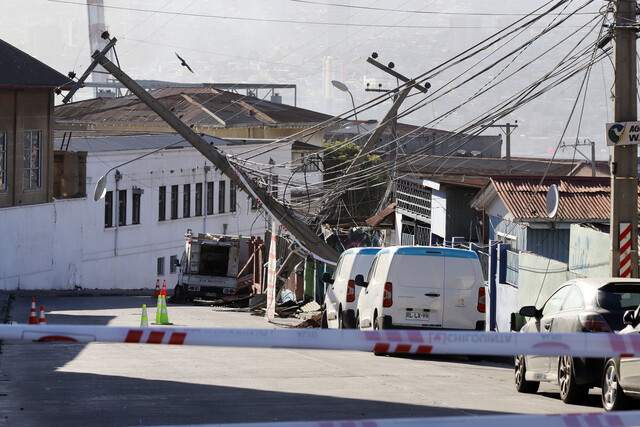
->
[0,133,321,291]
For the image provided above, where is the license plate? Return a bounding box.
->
[405,311,429,320]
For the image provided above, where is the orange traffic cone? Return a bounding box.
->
[39,305,46,325]
[161,279,167,297]
[29,298,38,324]
[153,279,160,298]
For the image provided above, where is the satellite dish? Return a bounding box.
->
[546,184,559,218]
[94,175,107,201]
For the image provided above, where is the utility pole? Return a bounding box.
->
[559,138,597,177]
[66,37,339,266]
[610,0,638,278]
[486,122,517,175]
[365,53,430,211]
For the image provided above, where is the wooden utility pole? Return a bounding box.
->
[610,0,638,277]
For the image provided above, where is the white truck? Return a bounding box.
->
[173,230,253,302]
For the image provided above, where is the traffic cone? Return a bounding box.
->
[155,295,162,324]
[153,295,172,325]
[159,295,171,325]
[140,304,149,327]
[29,298,38,325]
[153,279,160,298]
[161,279,167,297]
[39,305,46,325]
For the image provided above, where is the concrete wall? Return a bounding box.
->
[518,252,571,308]
[0,142,307,291]
[496,283,519,332]
[569,223,610,277]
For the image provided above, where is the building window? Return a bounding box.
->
[206,181,214,215]
[158,186,166,221]
[230,182,236,213]
[195,183,203,216]
[171,185,179,219]
[157,257,165,276]
[183,184,191,218]
[218,181,226,213]
[118,189,127,226]
[23,130,42,190]
[0,132,6,192]
[170,255,178,274]
[132,189,141,225]
[104,191,113,228]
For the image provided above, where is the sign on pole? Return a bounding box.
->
[606,121,640,146]
[265,219,277,322]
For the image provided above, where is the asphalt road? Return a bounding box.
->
[0,295,610,426]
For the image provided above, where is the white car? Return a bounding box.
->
[321,247,381,329]
[355,246,486,331]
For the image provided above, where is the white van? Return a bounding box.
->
[321,247,381,329]
[355,246,486,330]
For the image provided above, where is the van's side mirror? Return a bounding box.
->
[174,259,181,267]
[322,272,334,284]
[623,309,634,326]
[519,305,541,319]
[354,274,368,288]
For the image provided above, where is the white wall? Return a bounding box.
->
[431,189,447,240]
[0,142,304,291]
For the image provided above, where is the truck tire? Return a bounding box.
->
[172,284,185,304]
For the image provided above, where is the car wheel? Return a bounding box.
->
[558,356,588,403]
[602,359,628,411]
[514,355,539,393]
[321,310,328,329]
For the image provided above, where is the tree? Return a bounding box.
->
[322,139,387,220]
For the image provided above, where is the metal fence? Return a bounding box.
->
[506,250,519,287]
[476,250,489,282]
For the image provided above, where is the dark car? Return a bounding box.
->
[514,278,640,404]
[601,304,640,411]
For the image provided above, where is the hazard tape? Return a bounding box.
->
[0,325,639,358]
[190,411,640,427]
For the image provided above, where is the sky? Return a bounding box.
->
[1,0,616,160]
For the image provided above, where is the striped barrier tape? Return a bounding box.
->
[186,411,640,427]
[0,324,639,358]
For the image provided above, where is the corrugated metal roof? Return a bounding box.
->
[54,133,231,153]
[0,39,73,89]
[55,86,332,129]
[491,176,639,221]
[398,155,608,178]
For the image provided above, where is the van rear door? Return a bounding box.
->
[389,250,445,327]
[443,250,484,329]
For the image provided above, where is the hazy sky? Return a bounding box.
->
[1,0,615,159]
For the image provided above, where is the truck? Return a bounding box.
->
[173,229,253,302]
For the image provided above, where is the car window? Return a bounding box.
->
[542,285,571,316]
[561,286,584,311]
[597,284,640,311]
[366,257,379,283]
[335,253,355,281]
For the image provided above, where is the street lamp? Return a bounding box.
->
[332,80,361,134]
[93,138,187,201]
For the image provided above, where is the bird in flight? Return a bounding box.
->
[175,52,194,73]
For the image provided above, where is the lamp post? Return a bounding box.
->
[93,138,186,201]
[332,80,361,134]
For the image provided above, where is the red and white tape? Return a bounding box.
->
[0,325,639,358]
[203,411,640,427]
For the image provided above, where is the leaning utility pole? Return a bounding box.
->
[66,38,339,265]
[610,0,638,277]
